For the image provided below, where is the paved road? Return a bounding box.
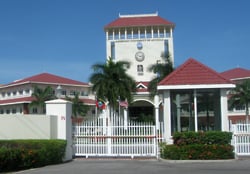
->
[16,159,250,174]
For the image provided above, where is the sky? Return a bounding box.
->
[0,0,250,84]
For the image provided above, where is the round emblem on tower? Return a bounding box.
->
[135,51,145,62]
[137,42,143,50]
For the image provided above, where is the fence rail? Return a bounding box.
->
[73,116,164,158]
[231,124,250,156]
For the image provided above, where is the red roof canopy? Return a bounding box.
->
[159,58,233,86]
[220,68,250,80]
[105,14,175,29]
[6,73,88,87]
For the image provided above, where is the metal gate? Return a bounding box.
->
[231,123,250,156]
[73,115,161,158]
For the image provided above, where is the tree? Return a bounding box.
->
[147,53,174,97]
[66,93,89,117]
[89,57,136,116]
[29,85,56,114]
[229,80,250,123]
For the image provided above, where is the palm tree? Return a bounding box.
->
[229,80,250,123]
[29,85,56,114]
[89,57,136,117]
[66,93,89,117]
[147,53,174,97]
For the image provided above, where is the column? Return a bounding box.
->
[154,95,159,130]
[220,89,229,131]
[163,90,172,144]
[194,89,198,132]
[46,99,72,161]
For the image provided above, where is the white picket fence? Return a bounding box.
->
[73,115,164,158]
[231,123,250,156]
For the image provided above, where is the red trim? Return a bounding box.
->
[228,115,248,124]
[0,96,34,105]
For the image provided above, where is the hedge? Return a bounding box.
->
[161,131,234,160]
[0,139,66,172]
[161,144,234,160]
[173,131,232,146]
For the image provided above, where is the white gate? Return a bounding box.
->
[73,114,163,158]
[231,123,250,156]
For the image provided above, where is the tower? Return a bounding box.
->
[104,12,175,82]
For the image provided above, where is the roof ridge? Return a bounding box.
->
[4,72,88,87]
[119,12,158,18]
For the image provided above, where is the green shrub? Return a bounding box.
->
[0,139,66,172]
[173,131,232,145]
[160,131,234,160]
[161,144,234,160]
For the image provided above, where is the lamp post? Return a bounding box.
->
[56,85,62,99]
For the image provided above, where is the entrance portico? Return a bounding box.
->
[157,58,235,143]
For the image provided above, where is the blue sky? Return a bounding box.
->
[0,0,249,84]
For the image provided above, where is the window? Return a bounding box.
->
[164,40,169,57]
[137,65,144,75]
[12,108,16,114]
[62,90,67,95]
[19,90,23,95]
[81,91,88,96]
[25,89,30,94]
[1,92,5,98]
[170,89,221,134]
[111,42,115,59]
[32,108,38,114]
[70,90,77,96]
[13,91,17,96]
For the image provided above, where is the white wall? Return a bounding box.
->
[106,38,174,82]
[0,114,57,139]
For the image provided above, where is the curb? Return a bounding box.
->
[158,158,236,163]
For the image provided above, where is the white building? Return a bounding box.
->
[104,13,175,121]
[0,73,95,115]
[221,67,250,123]
[104,12,175,82]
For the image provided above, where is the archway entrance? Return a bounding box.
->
[128,100,154,123]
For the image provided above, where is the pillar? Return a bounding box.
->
[154,95,159,130]
[46,99,72,161]
[220,89,229,131]
[163,90,172,144]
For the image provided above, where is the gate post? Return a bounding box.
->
[46,99,73,161]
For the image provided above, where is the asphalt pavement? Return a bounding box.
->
[14,158,250,174]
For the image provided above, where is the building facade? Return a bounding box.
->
[158,58,235,143]
[221,68,250,123]
[104,12,175,121]
[0,73,96,115]
[104,12,175,82]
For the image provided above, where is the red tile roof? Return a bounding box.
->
[6,73,88,87]
[220,68,250,80]
[0,96,34,105]
[105,14,175,29]
[0,96,95,106]
[159,58,233,86]
[80,98,96,105]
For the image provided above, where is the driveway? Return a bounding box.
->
[16,158,250,174]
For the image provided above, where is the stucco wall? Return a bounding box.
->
[0,114,57,139]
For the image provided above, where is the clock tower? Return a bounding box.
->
[104,12,175,82]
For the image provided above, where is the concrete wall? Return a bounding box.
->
[0,114,57,139]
